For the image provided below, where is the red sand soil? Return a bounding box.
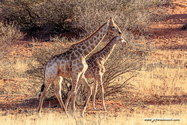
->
[0,0,187,116]
[148,0,187,65]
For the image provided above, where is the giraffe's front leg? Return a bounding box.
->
[98,76,106,111]
[92,79,98,110]
[70,73,81,112]
[79,75,92,117]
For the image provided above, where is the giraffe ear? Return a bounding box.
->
[106,20,110,26]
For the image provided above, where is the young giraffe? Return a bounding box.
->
[65,35,126,111]
[37,17,122,117]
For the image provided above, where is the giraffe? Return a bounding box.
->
[37,17,122,117]
[65,35,126,111]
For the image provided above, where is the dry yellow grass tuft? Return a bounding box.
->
[134,67,187,96]
[0,108,185,125]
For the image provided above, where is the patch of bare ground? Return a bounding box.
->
[148,0,187,65]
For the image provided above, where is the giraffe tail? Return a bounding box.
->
[39,67,46,98]
[39,84,45,97]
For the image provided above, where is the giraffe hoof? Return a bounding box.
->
[81,111,84,118]
[81,107,86,117]
[70,110,75,117]
[38,112,42,118]
[63,110,69,118]
[103,108,106,111]
[65,113,69,118]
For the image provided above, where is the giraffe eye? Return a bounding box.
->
[112,26,115,28]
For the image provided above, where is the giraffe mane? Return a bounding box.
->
[70,23,107,48]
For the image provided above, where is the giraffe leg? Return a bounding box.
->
[98,77,106,111]
[79,75,92,117]
[92,79,98,110]
[37,83,51,115]
[65,80,81,109]
[65,90,71,109]
[38,65,58,116]
[54,76,68,115]
[70,73,82,113]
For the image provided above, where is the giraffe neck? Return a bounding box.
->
[70,23,109,57]
[92,37,118,63]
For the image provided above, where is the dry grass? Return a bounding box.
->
[1,47,187,124]
[0,107,186,125]
[0,22,23,44]
[136,68,187,95]
[0,58,35,78]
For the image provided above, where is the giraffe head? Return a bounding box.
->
[107,17,122,37]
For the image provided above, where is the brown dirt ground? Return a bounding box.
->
[1,0,187,116]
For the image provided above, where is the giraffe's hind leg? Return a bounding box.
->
[54,76,67,115]
[65,81,81,109]
[65,89,71,109]
[65,80,81,109]
[38,82,51,115]
[79,75,92,117]
[38,64,58,116]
